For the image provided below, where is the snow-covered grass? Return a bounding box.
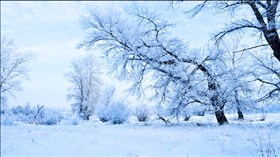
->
[1,113,280,157]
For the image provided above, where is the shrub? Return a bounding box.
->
[251,132,278,157]
[59,114,81,125]
[1,111,16,125]
[11,104,36,123]
[97,102,129,124]
[1,104,62,125]
[181,109,191,121]
[36,108,62,125]
[97,105,110,122]
[133,105,150,122]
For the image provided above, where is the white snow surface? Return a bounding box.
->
[1,113,280,157]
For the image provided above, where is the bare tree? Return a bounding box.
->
[177,0,280,62]
[66,54,101,120]
[0,37,30,103]
[78,7,234,125]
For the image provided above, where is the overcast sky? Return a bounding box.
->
[1,1,232,110]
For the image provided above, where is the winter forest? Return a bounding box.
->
[1,1,280,156]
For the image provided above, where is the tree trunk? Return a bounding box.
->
[234,90,244,120]
[264,29,280,62]
[196,63,229,125]
[211,94,229,125]
[263,27,280,62]
[269,40,280,62]
[237,106,244,120]
[247,2,280,62]
[214,109,228,125]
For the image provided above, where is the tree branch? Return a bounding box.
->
[232,44,269,54]
[213,23,262,44]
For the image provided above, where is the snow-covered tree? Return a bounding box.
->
[78,6,239,125]
[0,37,31,105]
[177,0,280,62]
[217,41,256,119]
[66,54,101,120]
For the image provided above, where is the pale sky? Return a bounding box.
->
[1,1,234,110]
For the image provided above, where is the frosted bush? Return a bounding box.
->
[109,103,130,124]
[97,102,129,124]
[36,108,62,125]
[1,105,35,125]
[181,109,191,121]
[134,105,150,122]
[1,111,16,125]
[97,105,110,122]
[70,116,80,125]
[1,104,62,125]
[58,113,81,125]
[11,105,36,123]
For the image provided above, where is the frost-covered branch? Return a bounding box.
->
[251,53,280,102]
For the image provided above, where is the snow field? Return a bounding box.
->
[1,113,280,157]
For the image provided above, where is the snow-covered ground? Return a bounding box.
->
[1,113,280,157]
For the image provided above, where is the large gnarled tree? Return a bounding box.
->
[79,7,231,125]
